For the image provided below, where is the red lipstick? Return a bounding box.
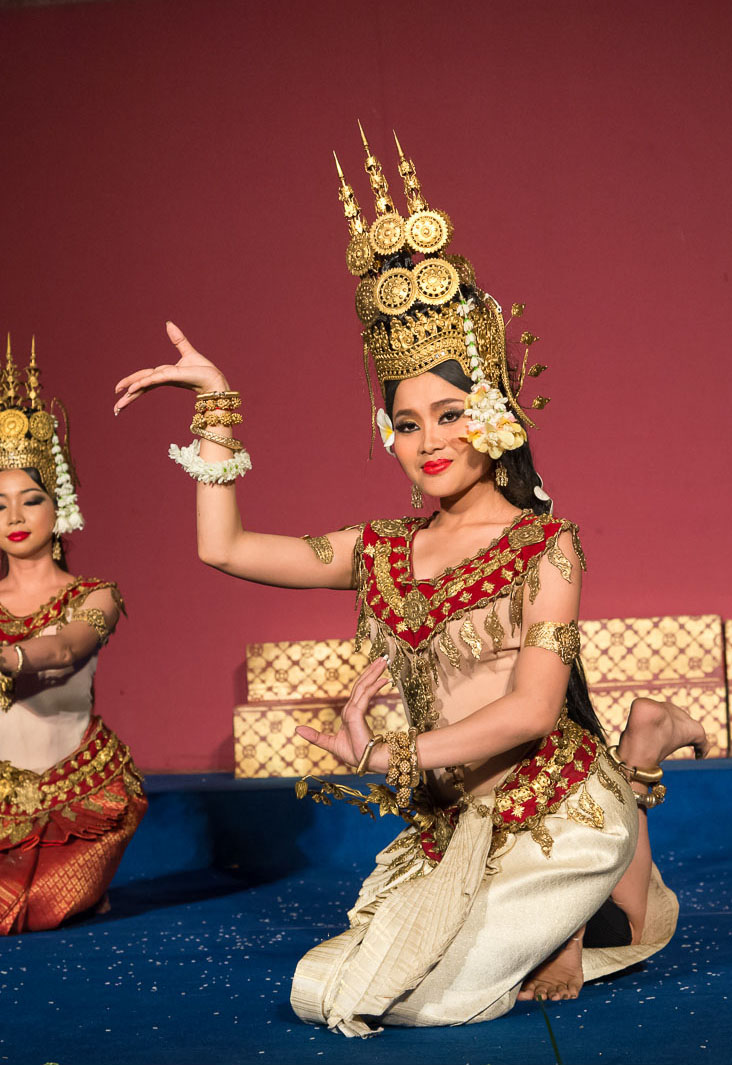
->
[422,459,453,475]
[7,532,30,542]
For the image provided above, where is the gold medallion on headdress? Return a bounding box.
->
[369,213,406,256]
[346,234,375,276]
[405,210,452,255]
[355,277,378,325]
[0,409,29,441]
[374,269,415,316]
[413,258,459,305]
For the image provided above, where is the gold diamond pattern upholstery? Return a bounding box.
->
[235,616,729,777]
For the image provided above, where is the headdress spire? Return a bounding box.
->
[393,131,428,214]
[357,120,396,216]
[4,334,21,407]
[334,152,367,238]
[26,335,43,409]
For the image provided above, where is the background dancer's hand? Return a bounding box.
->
[113,321,230,414]
[295,658,391,770]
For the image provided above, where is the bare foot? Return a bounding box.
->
[517,932,584,1001]
[617,698,709,766]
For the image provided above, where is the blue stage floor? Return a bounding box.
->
[1,761,730,1065]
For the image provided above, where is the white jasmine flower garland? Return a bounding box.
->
[458,294,527,459]
[169,439,252,484]
[51,431,85,534]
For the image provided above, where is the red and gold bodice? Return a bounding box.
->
[0,578,123,645]
[354,509,585,733]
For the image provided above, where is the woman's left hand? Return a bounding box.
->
[295,657,390,769]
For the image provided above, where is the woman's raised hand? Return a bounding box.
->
[114,321,230,414]
[295,657,391,769]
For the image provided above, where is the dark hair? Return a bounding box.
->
[0,467,68,576]
[385,360,605,741]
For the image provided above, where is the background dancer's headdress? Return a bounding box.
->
[335,125,550,455]
[0,336,83,533]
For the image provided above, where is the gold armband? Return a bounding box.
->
[72,608,111,646]
[524,620,580,665]
[303,534,334,565]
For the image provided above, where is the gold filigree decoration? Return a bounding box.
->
[70,607,110,645]
[412,258,459,306]
[567,784,605,830]
[404,210,452,254]
[508,523,545,549]
[483,608,505,652]
[438,629,461,669]
[458,616,483,660]
[597,762,626,804]
[355,277,378,325]
[369,213,406,256]
[524,620,581,665]
[0,409,29,440]
[547,539,573,583]
[346,233,375,277]
[303,534,335,565]
[374,268,416,316]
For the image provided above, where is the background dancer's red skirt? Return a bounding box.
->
[0,716,147,934]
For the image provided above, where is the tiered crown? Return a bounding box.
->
[0,336,61,495]
[335,125,549,430]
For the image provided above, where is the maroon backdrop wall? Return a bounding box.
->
[1,0,730,770]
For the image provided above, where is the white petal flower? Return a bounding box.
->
[376,408,395,455]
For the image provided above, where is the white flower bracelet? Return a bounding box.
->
[169,439,252,484]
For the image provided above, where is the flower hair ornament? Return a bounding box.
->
[0,336,84,536]
[335,124,551,461]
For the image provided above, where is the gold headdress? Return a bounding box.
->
[336,126,549,446]
[0,337,83,533]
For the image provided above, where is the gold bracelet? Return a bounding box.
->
[190,426,245,452]
[195,391,241,413]
[191,411,243,430]
[0,671,15,713]
[356,734,384,776]
[10,644,24,675]
[385,729,420,807]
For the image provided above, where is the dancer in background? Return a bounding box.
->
[113,129,707,1035]
[0,340,146,934]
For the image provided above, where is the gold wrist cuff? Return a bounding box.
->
[524,620,580,664]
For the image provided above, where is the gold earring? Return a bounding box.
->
[52,536,62,561]
[411,483,423,509]
[495,463,508,488]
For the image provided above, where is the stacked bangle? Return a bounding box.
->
[191,410,243,430]
[191,390,244,452]
[385,728,420,807]
[191,426,245,451]
[195,391,241,412]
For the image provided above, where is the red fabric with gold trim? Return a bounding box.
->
[360,512,565,650]
[419,721,598,863]
[493,725,598,828]
[0,716,144,852]
[0,577,119,644]
[0,716,147,934]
